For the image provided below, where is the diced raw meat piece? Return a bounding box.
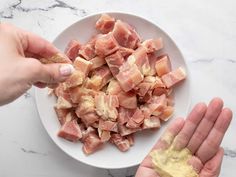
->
[106,79,122,95]
[135,76,162,97]
[75,95,95,115]
[55,96,73,109]
[54,84,70,100]
[167,96,175,106]
[110,134,130,152]
[118,47,134,58]
[118,124,140,136]
[40,53,70,64]
[83,76,102,91]
[60,111,77,125]
[95,93,119,121]
[161,67,186,88]
[129,108,145,124]
[84,66,112,91]
[153,88,166,97]
[93,66,112,85]
[153,76,166,88]
[142,116,161,129]
[117,91,137,109]
[91,122,99,129]
[153,87,172,96]
[95,13,115,34]
[95,32,119,57]
[135,82,152,97]
[144,75,157,85]
[98,129,111,142]
[69,87,98,103]
[141,38,163,53]
[64,111,77,122]
[54,108,70,125]
[79,112,99,127]
[81,126,96,142]
[105,51,124,76]
[90,56,106,70]
[65,39,81,61]
[75,95,99,126]
[128,46,150,75]
[116,62,144,92]
[126,134,135,146]
[82,132,103,155]
[78,44,95,60]
[155,55,171,76]
[58,120,82,142]
[138,90,153,103]
[78,39,96,60]
[117,107,135,125]
[152,108,163,117]
[89,66,112,90]
[98,119,118,132]
[137,76,165,99]
[140,94,167,119]
[73,57,92,76]
[159,106,174,121]
[126,108,145,128]
[64,70,84,88]
[152,96,168,117]
[147,53,159,76]
[135,76,155,97]
[112,20,140,49]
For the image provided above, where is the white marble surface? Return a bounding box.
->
[0,0,236,176]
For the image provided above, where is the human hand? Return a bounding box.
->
[136,98,232,177]
[0,23,73,105]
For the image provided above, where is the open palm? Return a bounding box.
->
[136,98,232,177]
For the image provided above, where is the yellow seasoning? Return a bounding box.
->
[150,144,199,177]
[40,53,69,64]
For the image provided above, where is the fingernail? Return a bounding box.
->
[59,64,75,76]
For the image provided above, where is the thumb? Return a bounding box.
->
[200,147,224,177]
[20,58,75,84]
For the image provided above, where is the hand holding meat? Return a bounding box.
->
[0,23,73,105]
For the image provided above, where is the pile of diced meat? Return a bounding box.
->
[52,14,186,155]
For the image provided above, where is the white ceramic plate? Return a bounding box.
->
[35,12,191,169]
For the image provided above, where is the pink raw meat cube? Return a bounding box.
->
[161,67,186,88]
[58,120,82,142]
[112,20,140,49]
[95,32,119,57]
[64,39,81,61]
[105,51,125,76]
[96,13,115,34]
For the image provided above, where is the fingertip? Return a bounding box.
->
[222,108,233,119]
[59,64,75,77]
[210,97,224,108]
[212,97,223,103]
[194,102,207,114]
[220,108,233,128]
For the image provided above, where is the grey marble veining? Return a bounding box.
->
[0,0,236,177]
[0,0,87,19]
[224,148,236,158]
